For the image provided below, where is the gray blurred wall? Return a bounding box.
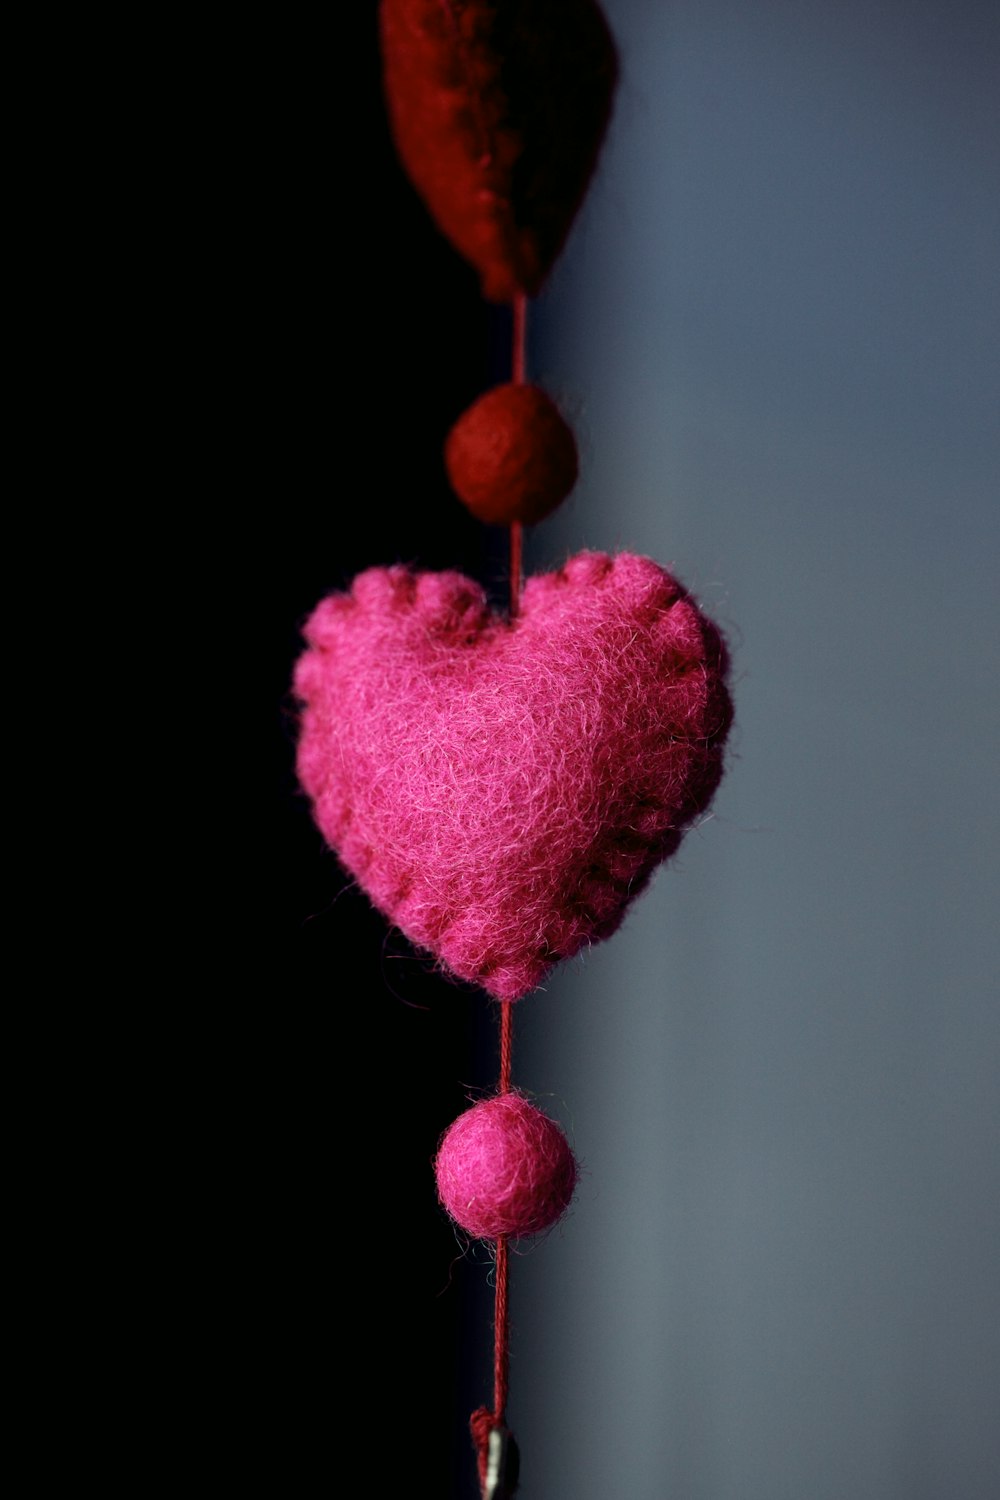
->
[513,2,1000,1496]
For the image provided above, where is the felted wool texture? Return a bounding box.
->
[435,1092,576,1239]
[379,0,618,301]
[445,382,579,526]
[294,551,732,1000]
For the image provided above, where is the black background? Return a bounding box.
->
[121,11,530,1491]
[260,11,509,1492]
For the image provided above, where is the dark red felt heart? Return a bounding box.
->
[294,552,731,1000]
[379,0,618,300]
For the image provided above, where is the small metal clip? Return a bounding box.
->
[484,1424,520,1499]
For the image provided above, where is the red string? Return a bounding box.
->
[508,293,527,622]
[472,295,529,1491]
[509,526,522,621]
[494,1233,510,1419]
[512,292,527,384]
[499,1002,513,1096]
[491,294,528,1446]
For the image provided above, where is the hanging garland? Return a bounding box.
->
[294,4,733,1493]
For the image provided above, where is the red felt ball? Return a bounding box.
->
[435,1093,577,1239]
[445,383,579,526]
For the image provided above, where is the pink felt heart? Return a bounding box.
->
[294,552,731,1000]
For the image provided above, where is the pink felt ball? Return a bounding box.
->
[435,1092,577,1239]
